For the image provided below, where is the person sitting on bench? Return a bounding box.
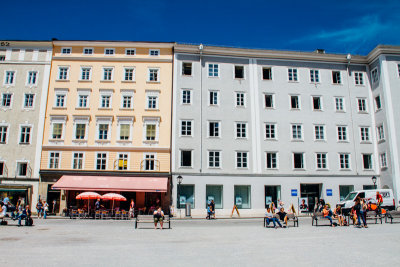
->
[276,207,288,227]
[265,207,282,228]
[153,207,164,230]
[17,205,31,227]
[322,205,335,227]
[0,201,6,221]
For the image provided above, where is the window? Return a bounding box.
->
[208,151,220,168]
[339,185,354,201]
[332,71,341,84]
[262,67,272,80]
[2,93,12,107]
[209,91,219,105]
[266,152,277,169]
[265,124,276,139]
[118,154,128,170]
[73,153,84,169]
[209,122,220,137]
[360,127,370,142]
[339,154,350,169]
[234,185,251,209]
[206,185,223,209]
[119,124,130,140]
[236,152,248,168]
[61,47,71,54]
[310,69,319,83]
[0,126,7,143]
[70,123,84,141]
[236,123,247,138]
[179,185,195,208]
[208,64,219,77]
[80,67,91,80]
[371,68,379,84]
[78,94,88,108]
[20,126,31,144]
[0,162,4,176]
[122,95,132,109]
[375,96,382,111]
[354,72,364,85]
[398,64,400,77]
[144,154,155,171]
[335,97,344,111]
[148,68,159,82]
[27,71,37,85]
[55,94,66,107]
[337,126,348,141]
[125,49,135,55]
[292,124,302,140]
[315,125,325,140]
[98,124,109,140]
[234,66,244,79]
[181,120,192,136]
[17,162,28,176]
[288,68,298,81]
[5,71,15,84]
[103,68,113,81]
[146,124,156,141]
[380,153,387,169]
[52,123,63,139]
[149,49,159,56]
[49,152,60,169]
[312,96,322,110]
[182,62,192,76]
[377,125,385,141]
[58,67,69,80]
[357,98,367,112]
[236,92,245,107]
[180,150,192,167]
[24,94,35,108]
[182,89,191,104]
[146,92,159,109]
[316,153,327,169]
[124,68,135,81]
[104,48,115,55]
[83,48,93,55]
[0,56,5,61]
[265,94,274,108]
[290,95,300,109]
[96,153,107,170]
[293,153,304,169]
[362,154,373,170]
[100,95,111,108]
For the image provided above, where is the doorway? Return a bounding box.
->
[265,185,281,208]
[300,184,321,212]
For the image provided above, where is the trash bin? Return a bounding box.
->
[185,203,191,217]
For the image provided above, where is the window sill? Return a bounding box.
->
[22,108,35,111]
[49,139,64,143]
[19,143,31,145]
[96,140,111,144]
[264,138,278,141]
[381,167,388,170]
[121,80,135,83]
[53,107,67,110]
[358,111,369,114]
[72,139,87,143]
[100,80,114,83]
[116,140,132,143]
[146,81,160,84]
[75,107,89,110]
[362,169,374,171]
[234,78,245,80]
[290,108,301,111]
[291,139,304,142]
[119,108,134,111]
[265,168,278,170]
[337,140,349,143]
[293,168,306,171]
[145,109,159,111]
[332,83,343,86]
[143,140,159,144]
[55,80,69,82]
[180,135,193,138]
[360,141,372,144]
[288,81,299,83]
[316,169,329,171]
[339,169,352,171]
[78,80,92,83]
[181,74,193,77]
[264,107,275,110]
[314,139,326,142]
[313,109,323,112]
[262,79,273,81]
[179,166,193,169]
[98,108,112,111]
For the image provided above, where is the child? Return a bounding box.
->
[206,205,212,220]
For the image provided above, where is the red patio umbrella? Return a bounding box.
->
[76,192,101,213]
[101,193,127,211]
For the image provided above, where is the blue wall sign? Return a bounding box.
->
[326,189,333,196]
[291,189,298,196]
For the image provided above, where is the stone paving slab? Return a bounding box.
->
[1,217,399,266]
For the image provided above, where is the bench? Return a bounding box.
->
[385,211,400,224]
[365,211,382,224]
[312,212,339,226]
[287,213,299,227]
[135,215,171,229]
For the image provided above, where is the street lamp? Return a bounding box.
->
[372,176,377,189]
[177,175,183,218]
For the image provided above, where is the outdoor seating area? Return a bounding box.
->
[70,208,131,220]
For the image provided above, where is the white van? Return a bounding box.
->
[337,189,395,213]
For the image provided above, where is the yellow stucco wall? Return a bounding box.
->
[40,42,172,172]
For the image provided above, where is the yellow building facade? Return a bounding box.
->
[39,41,173,214]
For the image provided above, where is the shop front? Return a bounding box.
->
[0,184,33,207]
[51,175,171,215]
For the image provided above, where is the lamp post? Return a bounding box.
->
[372,176,377,189]
[177,175,183,218]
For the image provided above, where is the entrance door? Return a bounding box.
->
[300,184,321,212]
[47,184,61,214]
[265,186,281,208]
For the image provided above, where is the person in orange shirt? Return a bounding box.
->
[322,205,335,227]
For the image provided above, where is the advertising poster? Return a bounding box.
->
[299,197,309,212]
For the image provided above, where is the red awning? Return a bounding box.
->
[52,175,168,192]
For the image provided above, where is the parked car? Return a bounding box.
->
[337,189,395,214]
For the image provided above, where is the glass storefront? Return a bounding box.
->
[206,185,223,209]
[339,185,354,201]
[265,185,281,208]
[234,185,251,209]
[178,185,195,209]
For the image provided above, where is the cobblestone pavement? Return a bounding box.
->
[1,217,399,267]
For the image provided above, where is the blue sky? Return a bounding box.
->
[2,0,400,55]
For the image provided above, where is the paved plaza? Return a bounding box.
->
[1,217,399,266]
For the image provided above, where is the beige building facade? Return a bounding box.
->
[39,41,173,214]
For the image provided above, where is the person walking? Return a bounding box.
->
[43,201,49,219]
[36,200,43,219]
[210,200,216,219]
[52,199,57,214]
[354,197,367,228]
[129,199,135,218]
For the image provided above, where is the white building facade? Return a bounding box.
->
[0,41,52,209]
[171,44,399,217]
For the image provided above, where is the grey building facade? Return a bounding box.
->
[172,44,399,217]
[0,41,52,209]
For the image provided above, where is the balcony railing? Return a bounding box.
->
[140,160,160,172]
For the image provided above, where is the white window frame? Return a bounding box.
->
[262,67,273,80]
[360,127,371,143]
[208,150,221,168]
[265,152,278,170]
[179,149,193,168]
[362,154,373,170]
[209,90,219,106]
[143,153,156,171]
[339,153,351,170]
[312,96,323,111]
[264,93,274,109]
[120,90,134,109]
[76,89,90,108]
[236,151,249,169]
[80,66,92,81]
[117,153,130,170]
[96,152,108,170]
[117,116,134,142]
[16,160,30,177]
[4,70,16,85]
[181,62,193,76]
[72,116,90,142]
[148,68,160,82]
[371,68,379,84]
[357,98,368,113]
[380,152,388,169]
[290,95,300,110]
[314,125,325,141]
[288,68,298,82]
[57,66,69,80]
[26,71,38,86]
[208,121,221,138]
[50,116,67,141]
[337,126,348,142]
[235,122,247,139]
[208,64,219,77]
[310,69,320,83]
[149,49,160,56]
[72,152,85,170]
[125,48,136,56]
[104,48,115,56]
[291,124,303,141]
[0,123,10,144]
[99,90,113,109]
[54,89,68,108]
[145,90,159,110]
[83,47,93,55]
[235,92,246,107]
[181,89,192,105]
[316,153,328,170]
[354,72,364,85]
[142,117,160,143]
[180,120,193,137]
[61,47,72,55]
[265,123,277,140]
[48,151,61,169]
[293,152,305,170]
[377,124,385,142]
[234,65,245,79]
[96,116,113,142]
[375,95,382,111]
[332,70,342,84]
[1,92,13,109]
[102,67,114,81]
[123,67,135,82]
[19,124,32,145]
[335,97,345,112]
[23,93,35,110]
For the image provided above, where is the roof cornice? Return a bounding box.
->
[53,40,174,48]
[366,45,400,63]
